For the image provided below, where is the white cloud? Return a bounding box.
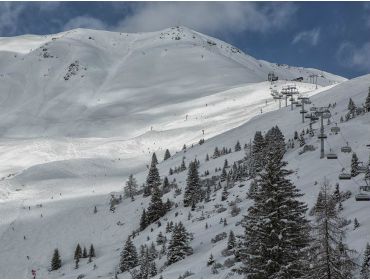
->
[115,2,297,35]
[63,16,107,31]
[292,28,321,46]
[337,41,370,71]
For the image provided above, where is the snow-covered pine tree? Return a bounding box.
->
[149,261,157,277]
[82,246,87,258]
[207,254,215,266]
[235,140,241,152]
[351,152,359,177]
[183,161,200,207]
[308,180,356,278]
[167,222,193,265]
[180,157,186,171]
[140,209,148,231]
[299,134,305,147]
[361,243,370,278]
[147,186,165,224]
[162,177,170,195]
[250,131,266,175]
[227,230,236,251]
[365,87,370,112]
[149,242,158,261]
[139,248,150,279]
[124,174,138,201]
[247,179,258,199]
[88,244,95,263]
[354,218,360,229]
[51,249,62,271]
[348,97,356,113]
[221,185,229,201]
[119,236,138,272]
[74,244,82,260]
[164,149,171,161]
[213,147,220,158]
[152,152,158,165]
[238,138,310,278]
[145,157,161,197]
[205,154,209,161]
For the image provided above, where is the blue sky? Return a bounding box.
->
[0,1,369,78]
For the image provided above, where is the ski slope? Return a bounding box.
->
[1,26,368,279]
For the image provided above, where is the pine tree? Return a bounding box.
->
[361,243,370,278]
[139,248,150,279]
[238,143,310,278]
[162,177,170,194]
[180,157,186,171]
[247,179,258,199]
[354,218,360,229]
[140,209,148,231]
[152,152,158,165]
[348,98,356,113]
[88,244,95,263]
[308,180,356,278]
[205,154,209,161]
[221,185,229,201]
[213,147,220,158]
[299,134,305,147]
[119,236,139,272]
[251,131,266,175]
[183,161,200,207]
[365,87,370,112]
[82,246,88,258]
[351,152,359,177]
[74,244,82,260]
[147,186,165,224]
[167,222,193,265]
[227,230,236,251]
[51,249,62,271]
[145,158,161,197]
[124,174,138,200]
[149,261,157,277]
[235,140,241,152]
[164,149,171,161]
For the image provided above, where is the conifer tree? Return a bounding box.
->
[361,243,370,278]
[235,140,241,152]
[74,244,82,260]
[167,222,193,265]
[299,134,305,147]
[140,209,148,231]
[250,131,266,175]
[147,186,165,224]
[162,177,170,194]
[119,236,139,272]
[183,161,200,207]
[351,152,359,177]
[227,230,236,251]
[51,249,62,271]
[124,174,138,200]
[308,181,356,278]
[139,248,150,279]
[152,152,158,165]
[213,147,220,158]
[207,254,215,266]
[238,142,310,278]
[164,149,171,161]
[145,158,161,196]
[205,154,209,161]
[365,87,370,112]
[180,158,186,171]
[221,185,229,201]
[348,98,356,113]
[88,244,95,263]
[149,261,157,277]
[82,246,88,258]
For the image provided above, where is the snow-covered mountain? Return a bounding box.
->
[1,26,368,279]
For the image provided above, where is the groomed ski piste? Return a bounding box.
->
[0,26,369,278]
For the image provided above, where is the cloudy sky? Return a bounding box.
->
[0,1,369,78]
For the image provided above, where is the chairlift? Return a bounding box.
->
[338,173,351,180]
[355,193,370,201]
[304,99,312,104]
[331,126,340,134]
[360,185,370,192]
[326,149,337,159]
[341,142,352,153]
[300,109,308,114]
[295,103,302,107]
[310,107,317,111]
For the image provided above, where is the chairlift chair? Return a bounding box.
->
[326,153,338,159]
[338,173,351,180]
[341,142,352,153]
[331,126,340,134]
[355,193,370,201]
[323,112,331,119]
[310,107,317,111]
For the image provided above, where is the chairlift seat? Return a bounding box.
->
[310,107,317,111]
[339,173,351,180]
[355,193,370,201]
[296,103,302,107]
[360,185,370,192]
[331,127,340,133]
[326,153,337,159]
[358,166,368,173]
[341,146,352,153]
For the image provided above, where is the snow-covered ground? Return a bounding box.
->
[1,27,368,279]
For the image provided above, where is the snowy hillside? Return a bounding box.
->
[1,26,368,279]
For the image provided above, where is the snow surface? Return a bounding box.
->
[0,26,367,279]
